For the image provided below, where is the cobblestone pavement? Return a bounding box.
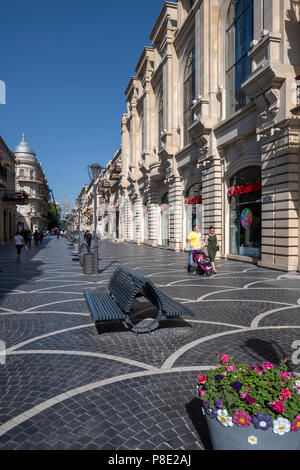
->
[0,237,300,450]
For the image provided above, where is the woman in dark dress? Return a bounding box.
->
[204,225,219,273]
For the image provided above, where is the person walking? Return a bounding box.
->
[86,230,92,250]
[14,231,25,260]
[27,231,32,248]
[33,230,39,246]
[204,225,219,273]
[187,224,202,272]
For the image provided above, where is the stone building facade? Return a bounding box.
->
[14,134,50,232]
[0,136,27,244]
[76,0,300,271]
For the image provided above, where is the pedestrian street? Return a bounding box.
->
[0,237,300,450]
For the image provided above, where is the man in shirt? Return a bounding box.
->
[187,224,202,272]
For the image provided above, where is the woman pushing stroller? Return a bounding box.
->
[187,224,219,275]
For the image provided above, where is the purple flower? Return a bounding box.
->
[203,402,217,419]
[215,375,224,381]
[215,399,223,409]
[231,381,243,391]
[252,413,273,431]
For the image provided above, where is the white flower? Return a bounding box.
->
[217,409,233,427]
[273,418,291,435]
[295,380,300,388]
[248,436,258,446]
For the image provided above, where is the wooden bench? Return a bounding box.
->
[84,264,195,335]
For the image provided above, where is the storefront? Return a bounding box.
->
[184,183,203,249]
[228,166,261,259]
[160,193,169,246]
[143,202,148,242]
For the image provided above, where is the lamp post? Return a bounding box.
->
[88,163,103,274]
[77,196,82,254]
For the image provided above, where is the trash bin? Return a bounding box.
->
[83,253,94,274]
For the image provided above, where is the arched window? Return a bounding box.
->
[183,47,195,146]
[226,0,253,117]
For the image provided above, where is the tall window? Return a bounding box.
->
[158,92,163,150]
[226,0,253,116]
[183,47,195,146]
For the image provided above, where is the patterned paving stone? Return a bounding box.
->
[174,328,300,374]
[0,238,300,450]
[0,313,89,348]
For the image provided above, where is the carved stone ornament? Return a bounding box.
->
[255,87,281,127]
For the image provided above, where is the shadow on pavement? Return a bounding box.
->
[186,398,212,450]
[0,239,51,298]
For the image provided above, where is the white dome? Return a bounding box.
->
[13,133,36,158]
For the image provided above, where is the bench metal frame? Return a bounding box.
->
[84,264,195,335]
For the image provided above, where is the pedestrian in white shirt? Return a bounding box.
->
[14,232,25,260]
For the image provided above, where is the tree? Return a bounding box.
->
[47,202,61,229]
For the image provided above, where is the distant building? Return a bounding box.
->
[0,136,28,243]
[14,134,50,232]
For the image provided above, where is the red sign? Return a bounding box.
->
[227,182,261,198]
[185,196,202,205]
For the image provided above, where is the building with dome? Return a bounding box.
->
[14,134,50,232]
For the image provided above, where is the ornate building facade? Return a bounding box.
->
[14,134,50,232]
[0,136,28,244]
[76,0,300,271]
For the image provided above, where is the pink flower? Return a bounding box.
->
[246,395,256,404]
[280,388,291,400]
[280,372,292,379]
[269,401,285,414]
[227,366,237,372]
[232,411,251,427]
[198,374,206,384]
[262,363,273,369]
[198,387,205,397]
[291,415,300,431]
[220,354,229,363]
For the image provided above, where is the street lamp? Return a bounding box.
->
[88,162,103,274]
[77,196,82,254]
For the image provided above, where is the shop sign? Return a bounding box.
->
[228,182,261,198]
[184,196,202,205]
[160,204,169,211]
[143,208,148,214]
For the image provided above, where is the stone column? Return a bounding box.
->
[202,157,223,252]
[125,197,132,241]
[258,123,300,271]
[148,187,159,246]
[168,176,183,251]
[133,196,143,244]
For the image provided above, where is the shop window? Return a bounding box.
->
[228,166,261,259]
[185,182,203,248]
[226,0,253,117]
[160,193,169,246]
[183,47,195,146]
[143,202,148,242]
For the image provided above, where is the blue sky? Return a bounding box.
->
[0,0,167,209]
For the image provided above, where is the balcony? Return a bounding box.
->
[16,174,44,184]
[1,190,29,204]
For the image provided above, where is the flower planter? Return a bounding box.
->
[203,408,300,450]
[197,354,300,451]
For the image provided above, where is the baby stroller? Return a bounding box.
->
[192,250,213,276]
